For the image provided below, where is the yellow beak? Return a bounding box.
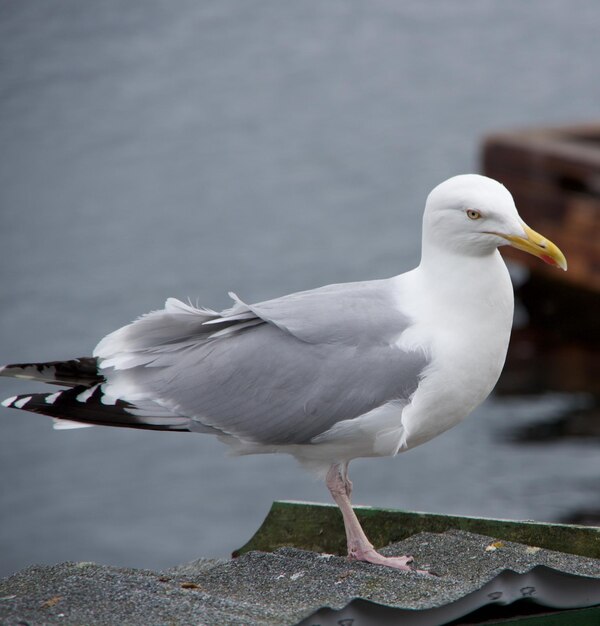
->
[495,224,568,271]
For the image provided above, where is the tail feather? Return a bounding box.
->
[2,384,193,432]
[0,357,102,388]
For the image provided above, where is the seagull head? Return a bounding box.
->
[422,174,567,270]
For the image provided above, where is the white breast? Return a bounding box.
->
[393,250,514,452]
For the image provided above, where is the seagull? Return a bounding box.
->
[1,174,566,570]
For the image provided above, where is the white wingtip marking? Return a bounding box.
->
[76,387,95,403]
[14,396,32,409]
[53,419,95,430]
[45,392,62,404]
[2,396,17,408]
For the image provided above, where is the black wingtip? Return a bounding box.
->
[2,385,192,432]
[0,357,102,387]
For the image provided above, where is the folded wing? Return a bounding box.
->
[95,280,429,445]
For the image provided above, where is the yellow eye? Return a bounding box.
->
[466,209,482,220]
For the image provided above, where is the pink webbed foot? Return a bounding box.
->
[349,546,429,573]
[326,463,431,574]
[350,547,413,570]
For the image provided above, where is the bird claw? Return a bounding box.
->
[348,548,430,573]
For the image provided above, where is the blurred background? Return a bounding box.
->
[0,0,599,578]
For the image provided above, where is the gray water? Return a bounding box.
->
[1,0,599,578]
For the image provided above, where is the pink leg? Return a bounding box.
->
[326,463,417,570]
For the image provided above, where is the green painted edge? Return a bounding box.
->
[233,500,600,559]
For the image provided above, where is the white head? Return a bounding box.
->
[422,174,567,269]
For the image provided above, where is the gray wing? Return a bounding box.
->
[95,280,429,445]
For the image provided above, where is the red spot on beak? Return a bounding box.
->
[541,254,557,266]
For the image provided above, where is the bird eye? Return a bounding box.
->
[466,209,482,220]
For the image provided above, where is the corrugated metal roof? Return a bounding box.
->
[1,527,599,625]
